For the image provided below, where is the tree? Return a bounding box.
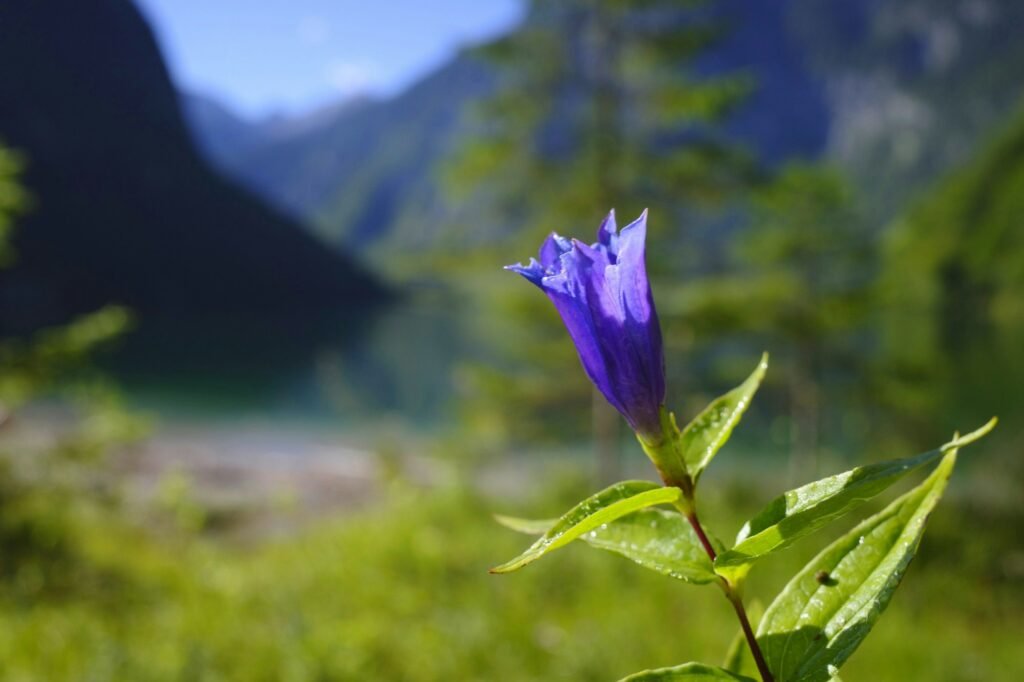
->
[677,163,875,478]
[878,103,1024,450]
[448,0,757,481]
[0,143,143,594]
[0,145,26,268]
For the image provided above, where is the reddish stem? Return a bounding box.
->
[685,508,774,682]
[726,589,775,682]
[685,510,718,561]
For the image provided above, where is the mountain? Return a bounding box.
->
[201,56,496,258]
[790,0,1024,223]
[190,1,830,259]
[180,91,377,181]
[179,92,268,172]
[188,0,1024,266]
[0,0,384,332]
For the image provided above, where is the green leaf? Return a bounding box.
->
[621,662,757,681]
[582,508,719,583]
[756,448,962,681]
[678,353,767,484]
[714,418,997,584]
[722,600,763,676]
[497,508,719,584]
[490,481,682,574]
[493,515,555,535]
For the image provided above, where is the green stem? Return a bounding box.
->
[683,508,774,682]
[637,408,691,490]
[653,408,773,680]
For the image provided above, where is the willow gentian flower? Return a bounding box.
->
[506,210,667,442]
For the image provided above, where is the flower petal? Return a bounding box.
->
[506,210,667,441]
[596,209,619,256]
[504,258,547,287]
[538,232,572,270]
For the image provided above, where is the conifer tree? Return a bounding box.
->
[449,0,756,481]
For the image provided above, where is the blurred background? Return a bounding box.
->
[0,0,1021,679]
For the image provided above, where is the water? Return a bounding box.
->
[89,288,1022,486]
[97,295,473,442]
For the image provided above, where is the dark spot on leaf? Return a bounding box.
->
[815,570,838,586]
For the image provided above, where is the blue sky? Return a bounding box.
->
[135,0,523,119]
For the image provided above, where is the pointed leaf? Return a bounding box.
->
[582,508,718,583]
[679,353,767,484]
[490,481,681,574]
[497,508,719,584]
[715,418,996,583]
[494,515,556,535]
[621,662,757,681]
[756,449,961,681]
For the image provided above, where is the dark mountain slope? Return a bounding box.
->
[705,0,830,163]
[0,0,383,331]
[180,92,268,172]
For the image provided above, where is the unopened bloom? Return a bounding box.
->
[506,210,666,442]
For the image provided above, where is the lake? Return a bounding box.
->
[96,293,476,444]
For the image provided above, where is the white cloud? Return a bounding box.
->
[297,16,331,46]
[326,59,379,95]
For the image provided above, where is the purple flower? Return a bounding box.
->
[507,210,666,441]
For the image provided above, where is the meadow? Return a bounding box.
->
[0,445,1019,681]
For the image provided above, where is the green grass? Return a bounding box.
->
[0,475,1019,681]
